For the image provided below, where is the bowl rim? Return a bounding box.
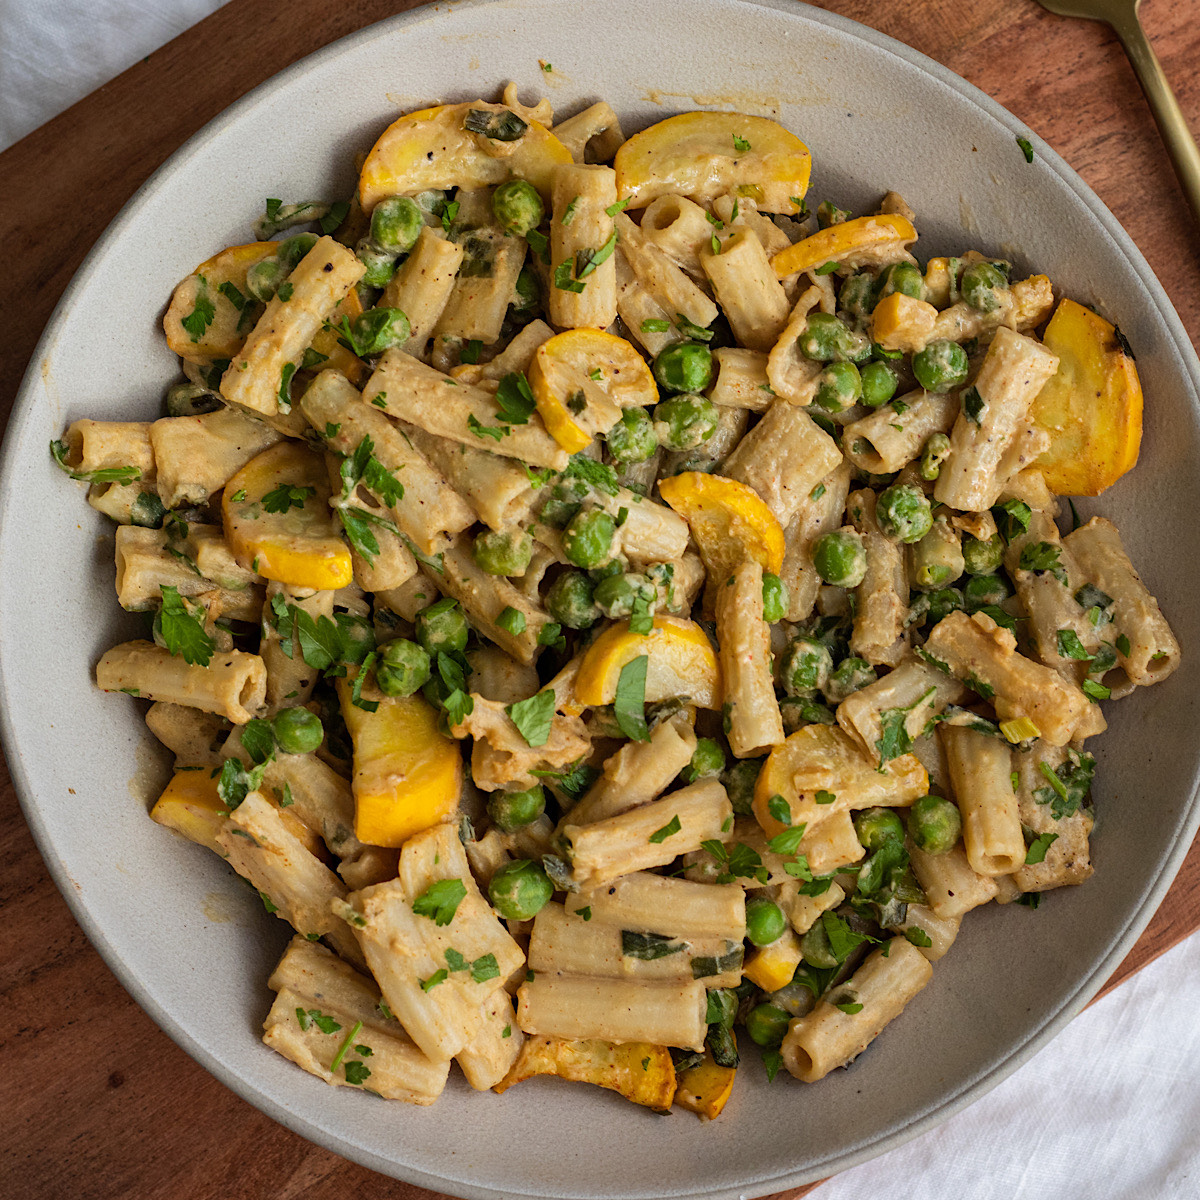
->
[3,0,1199,1195]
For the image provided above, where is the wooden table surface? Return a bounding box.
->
[2,2,1198,1198]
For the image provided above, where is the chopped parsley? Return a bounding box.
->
[621,931,683,960]
[1024,830,1059,865]
[261,483,315,514]
[648,815,682,844]
[1017,135,1035,163]
[961,386,985,424]
[495,372,537,424]
[1056,629,1092,661]
[506,689,556,747]
[766,794,792,825]
[732,134,751,153]
[49,439,140,485]
[157,585,215,666]
[613,654,650,742]
[181,277,215,342]
[1034,751,1096,819]
[412,878,467,926]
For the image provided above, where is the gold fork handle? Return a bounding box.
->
[1110,6,1200,230]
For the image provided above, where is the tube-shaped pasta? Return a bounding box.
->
[843,391,957,475]
[381,226,465,358]
[452,320,556,388]
[908,840,999,918]
[940,725,1024,875]
[896,905,961,962]
[456,987,524,1091]
[614,250,678,358]
[362,349,568,470]
[707,347,774,412]
[781,939,933,1082]
[1011,742,1095,892]
[96,640,266,724]
[185,526,258,590]
[144,701,227,767]
[566,871,745,941]
[638,194,712,279]
[766,285,824,404]
[716,559,785,758]
[780,462,852,623]
[848,489,908,667]
[551,101,625,164]
[516,975,708,1050]
[259,583,333,712]
[787,880,846,936]
[934,327,1060,512]
[614,211,718,329]
[701,228,790,352]
[220,235,364,416]
[712,193,792,258]
[549,164,618,330]
[923,610,1088,746]
[61,419,155,480]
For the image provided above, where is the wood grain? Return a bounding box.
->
[1,2,1197,1199]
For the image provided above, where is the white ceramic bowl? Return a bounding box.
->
[3,1,1199,1196]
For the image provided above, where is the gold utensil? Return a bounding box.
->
[1034,0,1200,228]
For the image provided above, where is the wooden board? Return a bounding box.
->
[1,2,1197,1199]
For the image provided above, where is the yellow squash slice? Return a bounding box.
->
[164,241,279,363]
[359,101,573,211]
[743,927,804,993]
[222,442,352,590]
[1029,297,1142,496]
[674,1050,736,1120]
[336,684,462,848]
[657,472,785,589]
[574,615,721,710]
[770,213,917,279]
[495,1036,676,1111]
[150,769,227,855]
[614,111,811,212]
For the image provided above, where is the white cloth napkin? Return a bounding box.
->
[3,2,1198,1197]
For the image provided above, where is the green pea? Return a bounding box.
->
[859,360,899,408]
[682,737,726,784]
[912,339,969,393]
[813,361,862,413]
[540,477,588,529]
[246,257,286,303]
[337,614,377,663]
[964,573,1011,611]
[513,265,541,313]
[278,233,318,270]
[487,784,546,833]
[919,432,952,481]
[962,533,1005,575]
[907,794,963,854]
[782,636,833,698]
[926,586,965,624]
[544,571,598,629]
[761,573,789,623]
[854,807,906,851]
[356,239,398,288]
[370,196,423,254]
[876,483,934,544]
[800,919,839,969]
[724,758,764,815]
[961,261,1009,313]
[605,407,658,463]
[745,897,787,947]
[473,529,533,576]
[271,706,324,755]
[812,530,868,588]
[415,597,469,656]
[875,261,926,303]
[653,394,719,451]
[165,382,222,418]
[375,638,432,697]
[488,859,553,920]
[799,312,853,362]
[562,508,616,569]
[653,342,713,394]
[491,179,545,236]
[838,272,876,321]
[745,1003,791,1048]
[913,517,965,590]
[350,307,411,355]
[589,559,624,583]
[593,572,649,620]
[823,656,876,703]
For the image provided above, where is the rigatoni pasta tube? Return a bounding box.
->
[565,871,745,942]
[549,163,618,330]
[908,841,998,919]
[380,226,464,357]
[637,194,712,278]
[516,975,708,1050]
[848,489,908,668]
[843,391,957,475]
[781,939,933,1082]
[781,462,851,623]
[716,559,785,758]
[436,201,527,344]
[700,228,790,352]
[260,583,333,712]
[708,347,774,412]
[940,724,1024,876]
[614,211,718,329]
[96,640,266,724]
[455,988,523,1091]
[62,419,155,480]
[220,235,365,417]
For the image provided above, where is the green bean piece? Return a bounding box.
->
[925,587,965,624]
[544,569,599,629]
[876,483,934,544]
[875,261,926,303]
[492,179,545,236]
[653,394,719,451]
[375,638,432,697]
[562,508,617,569]
[745,1003,791,1048]
[370,195,423,255]
[911,339,969,393]
[813,361,862,413]
[800,919,839,969]
[487,784,546,833]
[918,432,952,481]
[682,738,726,784]
[960,261,1009,313]
[356,239,398,288]
[724,758,764,815]
[415,598,469,656]
[246,257,286,303]
[350,307,411,355]
[962,532,1005,575]
[963,573,1011,611]
[513,265,541,312]
[823,656,876,703]
[859,360,899,408]
[782,636,834,698]
[838,271,876,321]
[913,517,965,590]
[272,707,324,755]
[473,529,534,576]
[745,897,787,947]
[605,407,658,463]
[761,573,789,623]
[812,529,868,588]
[854,806,906,851]
[488,860,553,920]
[907,794,963,854]
[652,342,714,394]
[165,382,222,418]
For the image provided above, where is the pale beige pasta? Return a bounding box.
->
[848,489,908,667]
[908,841,999,919]
[551,100,625,164]
[1012,743,1095,892]
[259,583,332,712]
[380,226,465,358]
[707,347,774,412]
[896,906,961,962]
[451,319,556,388]
[787,880,846,936]
[614,250,678,358]
[455,987,524,1091]
[780,461,852,622]
[638,194,713,279]
[766,284,825,404]
[701,228,790,352]
[941,724,1024,876]
[61,419,155,480]
[144,701,227,767]
[549,164,618,330]
[565,871,745,941]
[843,391,957,475]
[614,211,718,330]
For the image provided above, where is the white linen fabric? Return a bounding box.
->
[2,2,1197,1197]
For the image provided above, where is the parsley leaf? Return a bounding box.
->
[495,372,537,424]
[876,687,935,765]
[904,927,933,948]
[614,655,650,742]
[1025,831,1059,865]
[564,453,620,495]
[993,499,1032,542]
[649,814,682,844]
[240,718,276,765]
[471,953,500,983]
[1017,135,1035,163]
[768,825,807,855]
[575,229,618,279]
[732,134,751,153]
[821,911,877,962]
[181,278,215,342]
[505,689,556,748]
[496,606,526,636]
[420,970,448,991]
[553,260,586,293]
[1019,541,1067,585]
[343,1060,371,1085]
[261,483,315,514]
[961,385,985,424]
[621,931,683,960]
[412,878,467,926]
[467,413,508,441]
[1034,752,1095,819]
[766,794,792,826]
[1056,629,1093,661]
[157,585,215,666]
